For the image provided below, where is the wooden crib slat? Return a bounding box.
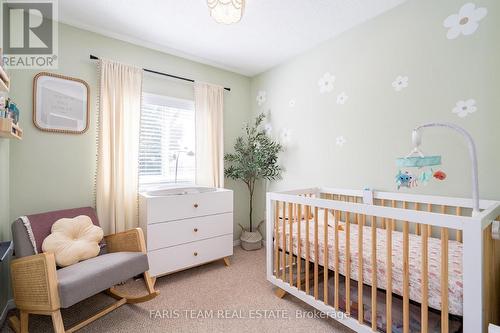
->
[456,207,462,242]
[386,216,393,333]
[297,204,302,289]
[282,202,287,281]
[415,202,421,235]
[403,220,410,333]
[289,203,294,286]
[334,210,340,310]
[371,215,377,332]
[351,197,358,224]
[339,195,344,221]
[345,211,351,315]
[427,203,432,235]
[323,208,329,304]
[314,207,319,299]
[305,205,310,295]
[381,199,386,229]
[358,213,364,324]
[391,200,396,230]
[441,226,449,333]
[274,201,280,276]
[421,217,429,333]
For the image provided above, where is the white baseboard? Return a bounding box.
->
[0,299,15,326]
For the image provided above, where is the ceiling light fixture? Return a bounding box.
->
[207,0,245,24]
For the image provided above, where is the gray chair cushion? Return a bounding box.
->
[57,252,149,308]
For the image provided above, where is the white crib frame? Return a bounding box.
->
[266,187,500,333]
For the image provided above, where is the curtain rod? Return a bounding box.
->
[89,54,231,92]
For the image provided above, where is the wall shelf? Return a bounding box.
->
[0,118,23,140]
[0,66,9,93]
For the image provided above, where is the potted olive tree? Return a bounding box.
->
[225,113,283,250]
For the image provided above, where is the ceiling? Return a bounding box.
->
[58,0,407,76]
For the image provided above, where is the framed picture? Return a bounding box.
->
[33,72,90,134]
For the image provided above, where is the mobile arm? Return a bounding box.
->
[412,122,479,213]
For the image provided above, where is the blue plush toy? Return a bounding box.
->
[8,102,20,124]
[395,170,416,190]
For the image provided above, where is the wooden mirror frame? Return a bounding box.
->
[33,72,90,134]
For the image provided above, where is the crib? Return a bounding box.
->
[265,187,500,333]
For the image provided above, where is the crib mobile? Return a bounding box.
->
[395,122,500,240]
[395,130,446,189]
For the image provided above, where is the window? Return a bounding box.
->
[139,93,195,187]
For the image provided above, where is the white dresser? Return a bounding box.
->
[139,187,233,277]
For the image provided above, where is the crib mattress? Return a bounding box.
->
[276,211,463,316]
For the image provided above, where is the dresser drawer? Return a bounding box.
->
[146,190,233,224]
[146,213,233,250]
[148,234,233,277]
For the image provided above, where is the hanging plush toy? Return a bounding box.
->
[395,129,446,189]
[433,170,447,180]
[396,170,417,189]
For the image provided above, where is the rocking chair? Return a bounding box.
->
[8,207,159,333]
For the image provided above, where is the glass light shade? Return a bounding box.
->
[207,0,245,24]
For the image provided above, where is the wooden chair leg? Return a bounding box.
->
[51,310,65,333]
[9,311,30,333]
[223,257,230,266]
[143,271,155,294]
[107,272,160,304]
[8,316,20,333]
[20,311,29,333]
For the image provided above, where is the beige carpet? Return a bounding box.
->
[2,247,353,333]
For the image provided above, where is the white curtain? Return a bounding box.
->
[96,59,143,235]
[194,82,224,188]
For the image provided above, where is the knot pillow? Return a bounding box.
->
[42,215,103,267]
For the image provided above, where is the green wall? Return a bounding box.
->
[251,0,500,225]
[0,138,10,319]
[7,23,252,240]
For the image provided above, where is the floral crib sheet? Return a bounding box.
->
[276,210,463,316]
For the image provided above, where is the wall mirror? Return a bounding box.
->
[33,72,90,134]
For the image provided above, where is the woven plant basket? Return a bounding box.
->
[240,230,262,251]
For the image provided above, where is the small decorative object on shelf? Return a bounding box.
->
[0,95,23,139]
[7,99,20,124]
[0,118,23,139]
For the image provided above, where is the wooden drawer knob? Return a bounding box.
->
[193,252,198,256]
[194,203,199,208]
[194,228,198,232]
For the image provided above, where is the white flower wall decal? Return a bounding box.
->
[318,72,335,94]
[280,128,293,147]
[452,99,477,118]
[335,136,346,147]
[256,90,266,106]
[336,92,348,105]
[289,99,296,107]
[443,3,487,40]
[264,123,273,135]
[392,76,409,92]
